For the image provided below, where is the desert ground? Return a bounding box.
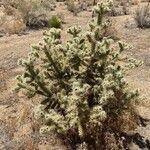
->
[0,1,150,150]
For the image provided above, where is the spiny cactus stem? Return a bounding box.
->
[97,12,102,26]
[17,82,35,92]
[27,65,52,97]
[86,34,96,53]
[46,99,64,115]
[92,42,96,53]
[43,46,62,78]
[79,120,89,141]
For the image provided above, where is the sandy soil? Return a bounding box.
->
[0,2,150,150]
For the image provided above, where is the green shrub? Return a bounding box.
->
[48,16,62,29]
[16,0,142,149]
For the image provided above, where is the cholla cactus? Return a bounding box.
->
[16,0,142,149]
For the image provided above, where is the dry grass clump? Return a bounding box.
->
[135,2,150,28]
[110,0,131,16]
[115,0,140,5]
[65,0,96,16]
[110,0,142,16]
[65,0,80,16]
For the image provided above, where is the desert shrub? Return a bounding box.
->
[26,14,48,29]
[18,0,55,29]
[16,0,142,149]
[66,0,75,12]
[48,16,62,29]
[0,4,26,35]
[111,0,131,16]
[113,0,134,6]
[66,0,79,16]
[66,0,96,15]
[2,0,56,29]
[135,2,150,28]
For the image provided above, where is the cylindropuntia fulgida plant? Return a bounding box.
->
[16,0,142,149]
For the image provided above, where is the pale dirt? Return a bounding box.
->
[0,2,150,150]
